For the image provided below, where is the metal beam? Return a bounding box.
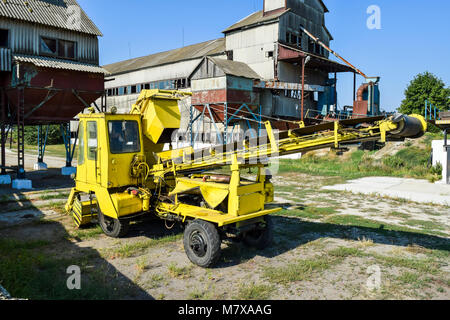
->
[24,90,58,119]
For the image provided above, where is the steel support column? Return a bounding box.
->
[1,89,5,174]
[16,87,25,179]
[301,57,305,121]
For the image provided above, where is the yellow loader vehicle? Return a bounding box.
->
[65,89,427,267]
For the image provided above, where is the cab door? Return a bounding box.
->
[75,121,87,183]
[86,120,100,186]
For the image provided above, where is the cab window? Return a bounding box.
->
[108,121,140,154]
[87,121,98,160]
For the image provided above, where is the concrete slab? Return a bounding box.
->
[33,162,48,171]
[0,175,11,185]
[323,177,450,206]
[12,179,33,190]
[61,166,76,176]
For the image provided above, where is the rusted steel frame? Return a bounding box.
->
[24,89,58,119]
[299,26,367,79]
[1,88,5,174]
[72,89,94,111]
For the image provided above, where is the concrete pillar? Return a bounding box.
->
[432,140,449,184]
[445,149,450,185]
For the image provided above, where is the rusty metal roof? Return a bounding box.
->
[13,54,108,74]
[222,9,288,34]
[0,0,102,36]
[208,57,261,79]
[103,38,226,76]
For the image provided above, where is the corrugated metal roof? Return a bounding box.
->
[208,57,261,79]
[0,0,102,36]
[13,54,108,74]
[103,38,226,76]
[222,9,288,34]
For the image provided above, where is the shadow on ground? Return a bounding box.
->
[218,215,450,268]
[0,190,153,300]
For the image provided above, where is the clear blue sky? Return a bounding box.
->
[78,0,450,112]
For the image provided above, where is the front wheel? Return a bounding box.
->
[242,216,273,250]
[98,209,129,238]
[183,220,221,268]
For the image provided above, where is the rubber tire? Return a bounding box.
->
[98,209,129,238]
[243,216,273,250]
[183,220,221,268]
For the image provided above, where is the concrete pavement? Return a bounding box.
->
[323,177,450,206]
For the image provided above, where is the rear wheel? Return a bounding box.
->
[243,216,273,249]
[184,220,221,268]
[98,209,129,238]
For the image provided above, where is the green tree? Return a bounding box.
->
[398,72,450,116]
[23,125,64,145]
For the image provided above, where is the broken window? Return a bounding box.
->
[0,29,9,47]
[40,37,57,55]
[40,37,76,59]
[130,85,137,94]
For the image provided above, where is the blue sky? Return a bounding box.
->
[78,0,450,112]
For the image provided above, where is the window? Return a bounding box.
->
[77,122,85,165]
[108,121,140,154]
[40,37,57,55]
[40,37,76,59]
[58,40,76,59]
[0,29,9,48]
[131,85,137,94]
[291,34,298,46]
[308,39,315,53]
[87,121,98,160]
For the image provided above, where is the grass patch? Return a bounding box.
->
[278,138,441,183]
[404,219,445,232]
[328,246,364,258]
[275,206,338,220]
[324,214,447,237]
[235,282,275,300]
[39,192,71,201]
[262,256,334,285]
[146,274,165,289]
[167,263,192,279]
[104,234,182,259]
[67,225,103,241]
[390,211,410,219]
[0,238,120,299]
[371,254,440,274]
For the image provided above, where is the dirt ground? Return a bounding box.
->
[0,167,449,300]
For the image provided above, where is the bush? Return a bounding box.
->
[383,155,405,168]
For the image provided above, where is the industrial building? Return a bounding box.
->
[103,0,379,148]
[0,0,106,188]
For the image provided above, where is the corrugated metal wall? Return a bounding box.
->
[0,47,11,71]
[0,18,99,65]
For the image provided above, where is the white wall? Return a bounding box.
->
[265,0,286,12]
[225,23,279,80]
[432,140,449,184]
